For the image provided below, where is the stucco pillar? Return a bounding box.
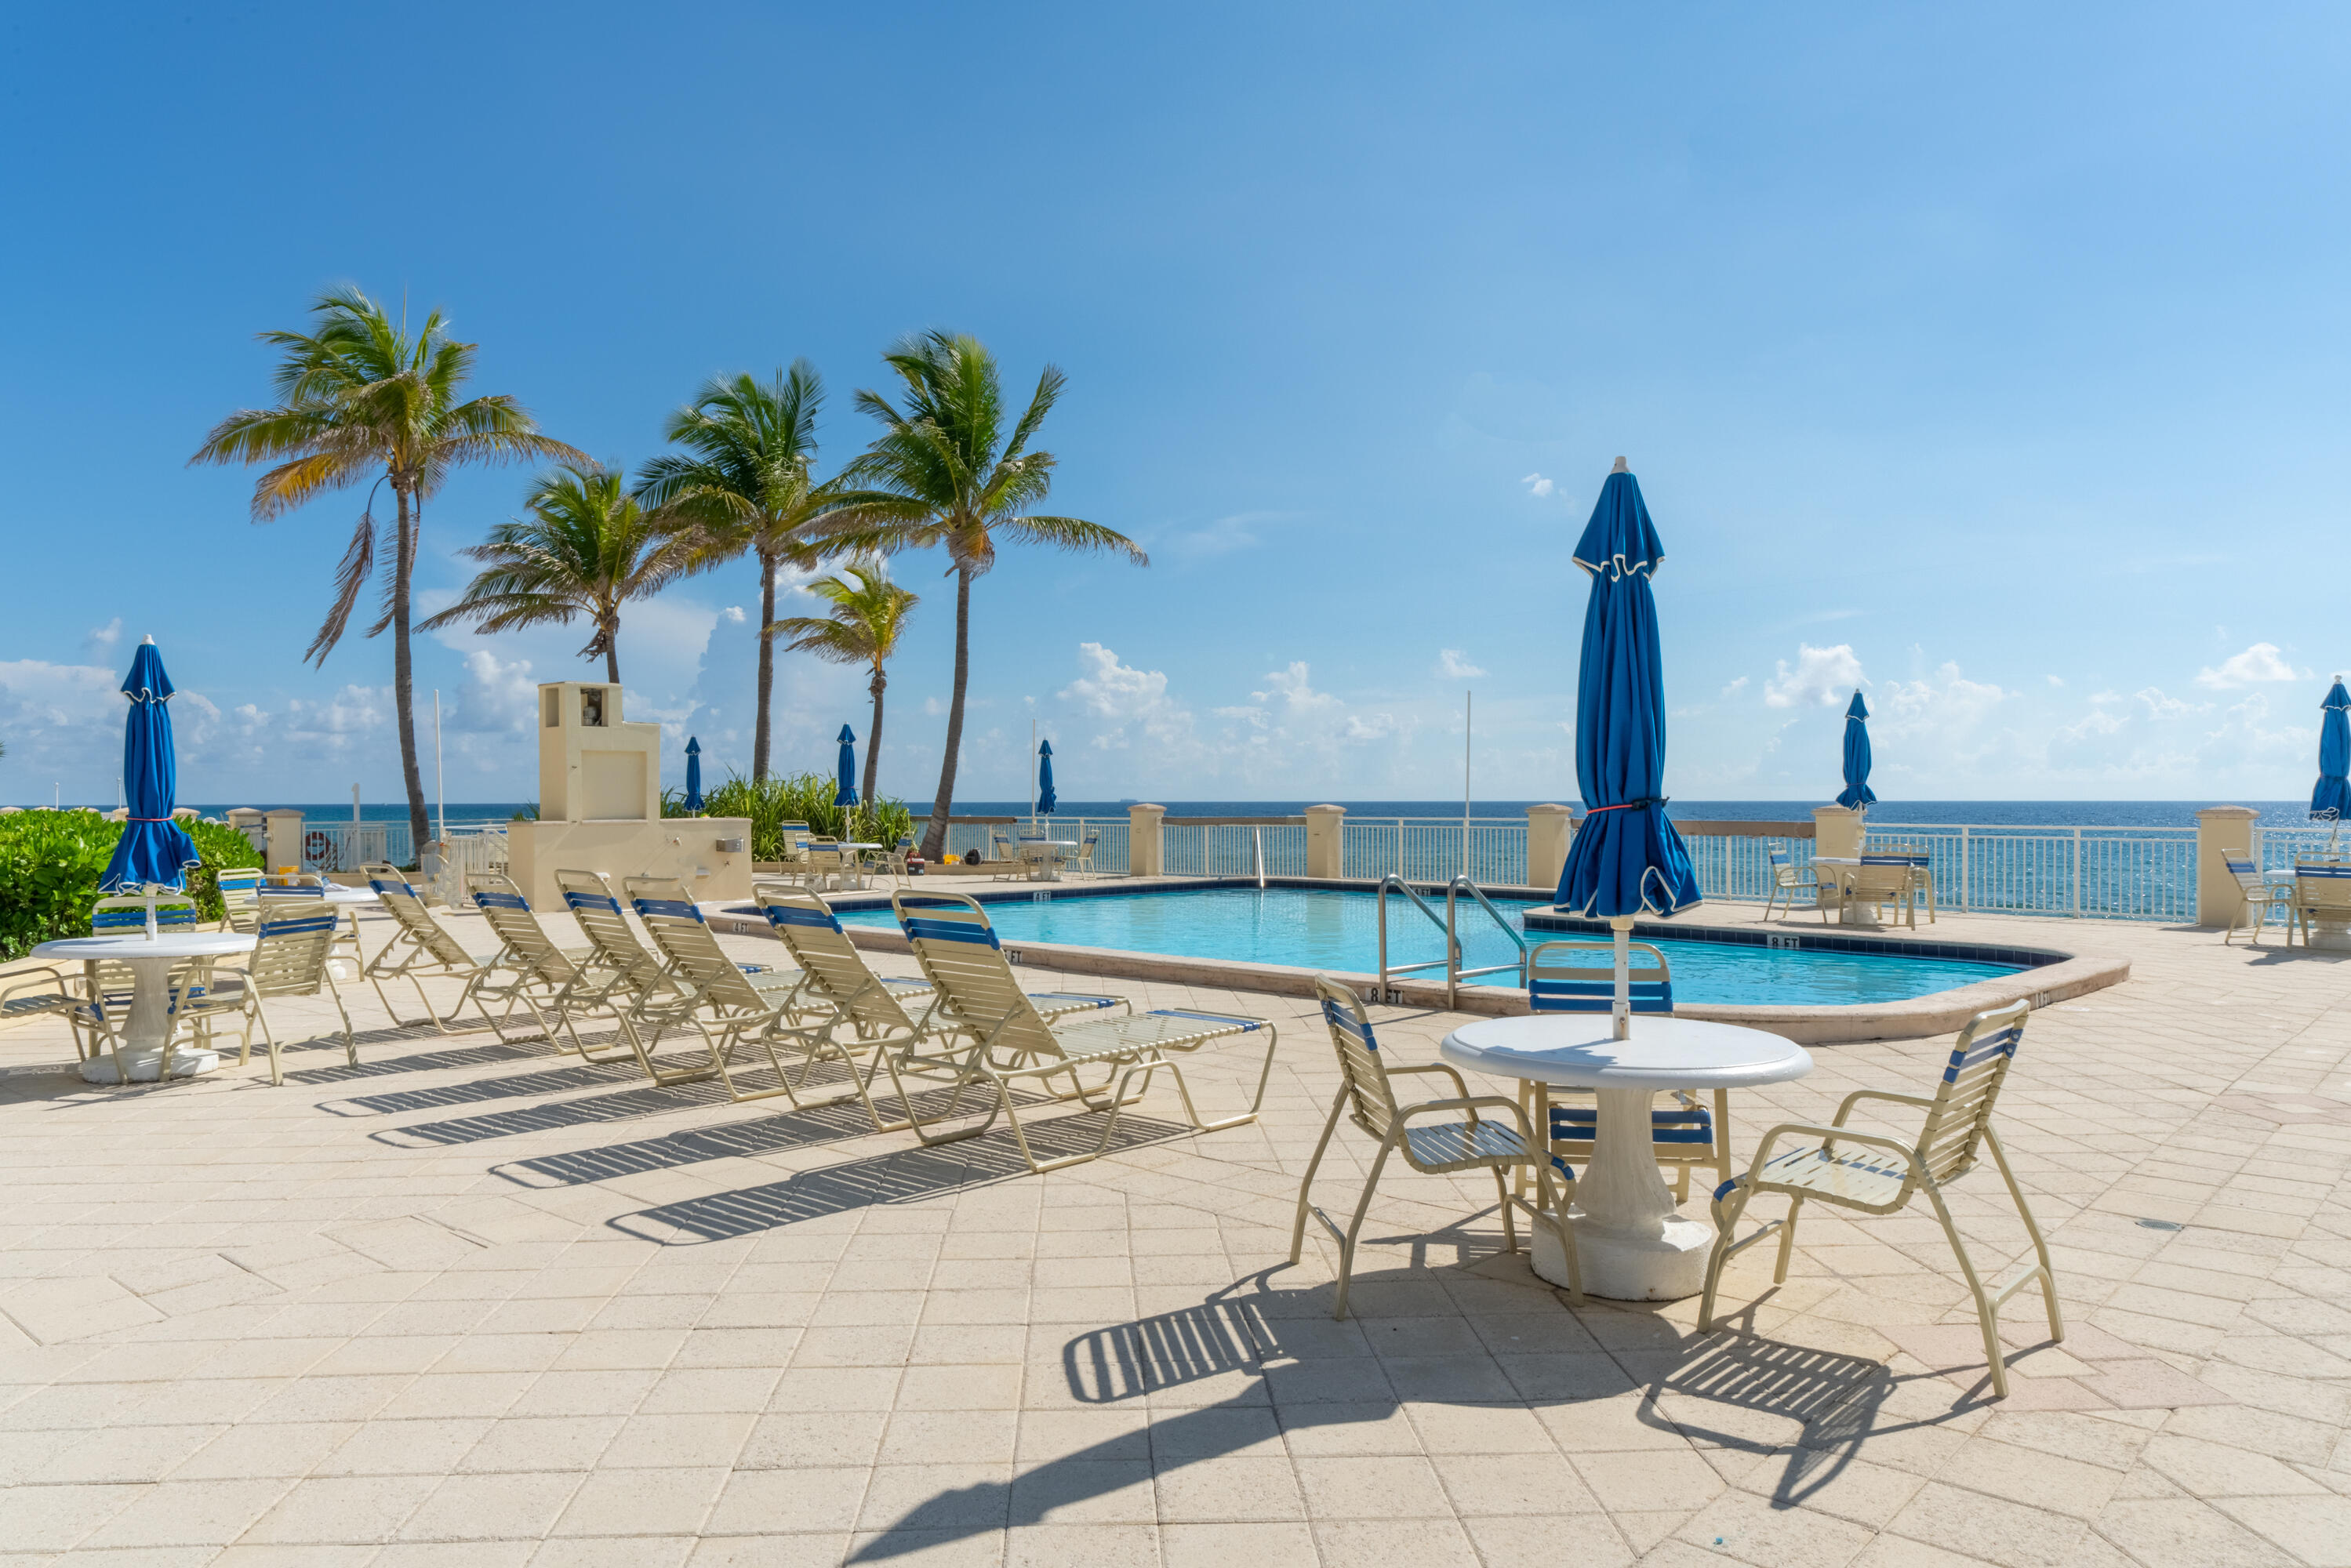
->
[225,808,267,859]
[1129,804,1165,878]
[2196,805,2259,927]
[1304,805,1346,878]
[1527,804,1574,894]
[265,810,305,875]
[1812,805,1863,860]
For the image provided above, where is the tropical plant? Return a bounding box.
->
[663,770,910,859]
[0,812,261,961]
[767,557,917,805]
[635,363,837,783]
[418,463,710,683]
[190,288,583,848]
[826,332,1145,858]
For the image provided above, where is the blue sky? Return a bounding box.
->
[4,3,2347,808]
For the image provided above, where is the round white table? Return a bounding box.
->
[1440,1015,1813,1301]
[35,931,259,1083]
[1016,840,1079,881]
[263,884,380,906]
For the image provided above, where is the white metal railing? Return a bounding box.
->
[1343,818,1528,884]
[910,815,1131,874]
[2255,821,2348,877]
[429,828,509,906]
[300,820,411,873]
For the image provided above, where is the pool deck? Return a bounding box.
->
[0,900,2343,1565]
[749,878,2128,1044]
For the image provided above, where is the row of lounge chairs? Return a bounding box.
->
[2221,851,2351,945]
[354,866,1279,1176]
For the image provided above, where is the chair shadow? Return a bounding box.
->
[367,1078,739,1147]
[1645,1322,1898,1506]
[605,1114,1192,1246]
[285,1032,553,1084]
[319,1056,645,1116]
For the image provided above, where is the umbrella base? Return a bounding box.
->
[81,1047,221,1084]
[1532,1210,1712,1301]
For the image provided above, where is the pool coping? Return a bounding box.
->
[703,876,2131,1044]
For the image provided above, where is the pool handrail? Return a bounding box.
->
[1375,876,1458,996]
[1445,875,1530,1006]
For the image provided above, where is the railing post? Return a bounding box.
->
[2071,827,2082,916]
[1304,804,1346,878]
[1960,826,1970,910]
[1129,804,1165,878]
[1526,804,1573,895]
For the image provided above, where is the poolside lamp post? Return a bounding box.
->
[1553,459,1701,1040]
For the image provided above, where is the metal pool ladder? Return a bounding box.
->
[1375,875,1530,1006]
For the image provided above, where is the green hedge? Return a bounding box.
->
[0,811,264,961]
[661,771,914,862]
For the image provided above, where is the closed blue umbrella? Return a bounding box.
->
[683,737,704,814]
[1555,463,1701,1036]
[834,724,859,808]
[2314,681,2351,820]
[99,637,200,892]
[1035,739,1057,816]
[1836,691,1877,811]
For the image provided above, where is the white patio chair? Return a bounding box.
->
[189,898,358,1085]
[1699,998,2060,1399]
[2291,856,2351,946]
[1291,976,1579,1317]
[2220,852,2292,945]
[1760,840,1815,922]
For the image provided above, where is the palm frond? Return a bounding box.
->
[305,510,380,665]
[995,515,1150,564]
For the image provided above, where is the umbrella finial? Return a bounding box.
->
[1611,456,1628,474]
[141,634,154,644]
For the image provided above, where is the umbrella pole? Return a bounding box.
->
[1611,915,1633,1040]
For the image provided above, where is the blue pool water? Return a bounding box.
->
[840,888,2024,1005]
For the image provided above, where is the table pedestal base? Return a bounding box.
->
[1531,1210,1713,1301]
[81,1047,220,1083]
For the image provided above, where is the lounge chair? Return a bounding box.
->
[1759,841,1815,922]
[626,876,875,1108]
[359,863,511,1034]
[755,888,944,1130]
[1292,976,1578,1318]
[1699,998,2059,1398]
[189,898,357,1085]
[2291,856,2351,946]
[2221,852,2293,945]
[1520,939,1727,1202]
[465,873,637,1063]
[885,891,1278,1173]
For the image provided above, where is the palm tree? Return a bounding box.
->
[827,332,1145,859]
[769,558,918,804]
[418,463,710,684]
[634,363,834,783]
[190,288,583,848]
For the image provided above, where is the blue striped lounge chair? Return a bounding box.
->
[359,863,511,1035]
[884,891,1279,1174]
[625,876,899,1112]
[184,898,358,1085]
[1760,841,1815,923]
[2291,857,2351,947]
[755,887,946,1131]
[1292,976,1579,1317]
[1520,939,1728,1202]
[216,866,267,934]
[1699,998,2060,1399]
[2221,853,2293,945]
[464,874,636,1065]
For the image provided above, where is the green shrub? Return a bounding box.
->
[0,811,265,960]
[662,771,912,861]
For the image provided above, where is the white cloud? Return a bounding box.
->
[2044,674,2064,688]
[1168,510,1294,561]
[2135,687,2200,720]
[1254,662,1339,715]
[719,606,746,625]
[1521,473,1554,499]
[1762,644,1865,709]
[1059,642,1196,753]
[1721,676,1750,699]
[85,618,122,657]
[454,650,538,734]
[2195,642,2301,690]
[1436,649,1487,680]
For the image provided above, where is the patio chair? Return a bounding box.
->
[2221,852,2293,945]
[1517,939,1727,1202]
[755,888,945,1130]
[1759,842,1815,922]
[2291,855,2351,947]
[1874,844,1938,923]
[885,890,1279,1174]
[0,963,88,1047]
[559,869,798,1004]
[1699,998,2059,1399]
[464,873,635,1063]
[216,867,267,934]
[884,835,917,886]
[1292,976,1579,1318]
[231,877,363,965]
[73,893,222,1081]
[802,837,852,892]
[625,875,870,1107]
[187,898,357,1085]
[988,829,1025,880]
[359,863,511,1034]
[1827,856,1917,928]
[1074,829,1100,876]
[885,893,1128,1041]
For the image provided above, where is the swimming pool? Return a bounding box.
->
[836,887,2025,1006]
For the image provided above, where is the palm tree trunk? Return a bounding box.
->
[921,564,972,861]
[753,544,777,783]
[863,666,885,807]
[604,636,620,686]
[391,488,431,854]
